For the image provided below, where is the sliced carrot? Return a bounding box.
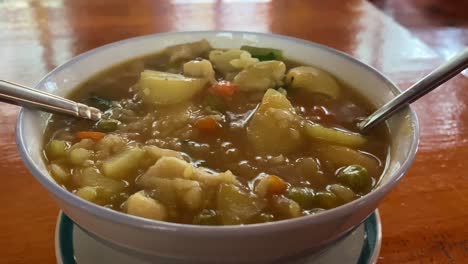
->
[76,131,106,141]
[208,81,237,97]
[195,117,222,134]
[265,175,287,195]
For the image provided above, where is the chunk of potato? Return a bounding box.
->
[183,59,216,84]
[247,89,303,155]
[139,157,239,186]
[166,39,212,63]
[68,148,92,166]
[138,70,208,105]
[49,163,70,183]
[173,178,203,210]
[271,195,302,218]
[217,184,265,225]
[101,147,145,179]
[126,191,168,221]
[143,145,183,163]
[316,145,380,177]
[303,121,367,148]
[285,66,341,98]
[76,186,98,202]
[95,134,127,160]
[73,167,125,196]
[233,61,286,91]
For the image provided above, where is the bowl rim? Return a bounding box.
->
[16,30,420,235]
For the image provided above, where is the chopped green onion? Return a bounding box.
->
[240,45,283,61]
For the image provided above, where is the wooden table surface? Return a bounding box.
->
[1,0,467,263]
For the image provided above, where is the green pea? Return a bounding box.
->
[97,119,119,132]
[327,184,356,203]
[314,192,339,209]
[337,165,371,192]
[194,209,218,226]
[287,187,315,209]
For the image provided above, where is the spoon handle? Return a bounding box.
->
[359,48,468,131]
[0,80,102,121]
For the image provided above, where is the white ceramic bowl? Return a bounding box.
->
[16,31,419,263]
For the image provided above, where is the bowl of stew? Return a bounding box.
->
[17,31,418,263]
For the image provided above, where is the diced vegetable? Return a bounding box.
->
[303,121,367,148]
[255,175,288,197]
[183,59,216,84]
[138,70,208,105]
[271,195,302,218]
[166,39,212,63]
[143,145,183,162]
[85,96,113,111]
[229,51,259,70]
[209,49,244,75]
[126,191,168,221]
[327,184,356,203]
[73,167,125,196]
[195,116,222,134]
[101,147,145,179]
[68,148,92,166]
[76,186,98,202]
[314,192,340,209]
[286,187,315,208]
[76,131,106,141]
[316,145,380,177]
[49,163,70,183]
[217,184,264,225]
[208,81,237,97]
[203,94,226,112]
[337,165,372,192]
[247,89,303,155]
[173,178,203,210]
[240,45,283,61]
[95,135,127,159]
[139,157,239,187]
[97,119,119,132]
[233,61,286,92]
[46,140,69,160]
[194,209,218,225]
[285,66,341,99]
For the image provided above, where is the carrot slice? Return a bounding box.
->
[76,131,106,141]
[209,81,236,97]
[195,117,222,134]
[265,175,287,195]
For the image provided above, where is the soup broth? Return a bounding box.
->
[43,40,389,225]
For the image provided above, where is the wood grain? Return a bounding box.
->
[0,0,467,263]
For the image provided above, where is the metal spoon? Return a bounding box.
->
[359,48,468,131]
[0,80,102,121]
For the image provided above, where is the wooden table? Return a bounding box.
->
[1,0,467,263]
